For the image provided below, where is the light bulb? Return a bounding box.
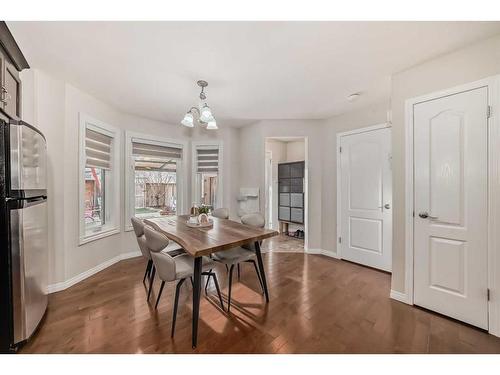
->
[199,104,213,122]
[181,112,194,127]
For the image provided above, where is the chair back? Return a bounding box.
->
[241,213,265,228]
[131,217,150,260]
[212,208,229,219]
[131,217,144,236]
[241,213,265,250]
[144,226,176,281]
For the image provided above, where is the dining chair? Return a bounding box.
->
[211,213,266,312]
[143,225,224,337]
[211,208,229,219]
[131,217,185,301]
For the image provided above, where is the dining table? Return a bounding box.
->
[144,214,278,348]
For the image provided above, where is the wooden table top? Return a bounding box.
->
[144,215,278,258]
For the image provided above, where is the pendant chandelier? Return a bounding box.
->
[181,80,218,130]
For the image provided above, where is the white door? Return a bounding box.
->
[413,87,489,329]
[339,127,392,271]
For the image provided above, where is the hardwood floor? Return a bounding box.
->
[20,241,500,353]
[261,234,304,253]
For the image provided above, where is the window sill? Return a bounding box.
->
[79,227,120,246]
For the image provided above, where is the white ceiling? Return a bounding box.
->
[8,21,500,127]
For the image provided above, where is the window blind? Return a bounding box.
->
[132,141,183,160]
[85,129,112,170]
[196,147,219,173]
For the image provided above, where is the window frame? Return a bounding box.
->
[78,113,121,245]
[191,140,224,210]
[125,131,188,231]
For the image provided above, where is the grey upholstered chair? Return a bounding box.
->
[144,226,224,337]
[131,217,185,301]
[211,213,265,312]
[211,207,229,219]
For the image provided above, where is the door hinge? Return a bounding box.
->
[339,146,342,153]
[487,105,492,119]
[487,288,491,301]
[338,237,342,244]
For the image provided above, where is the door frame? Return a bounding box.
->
[404,75,500,336]
[263,136,309,251]
[264,150,273,229]
[336,123,392,261]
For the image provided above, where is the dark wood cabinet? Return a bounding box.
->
[0,22,29,121]
[278,161,304,224]
[2,59,22,119]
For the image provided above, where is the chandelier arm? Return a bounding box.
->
[189,107,201,116]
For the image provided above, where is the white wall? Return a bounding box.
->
[285,140,305,162]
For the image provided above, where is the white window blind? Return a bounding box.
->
[132,141,182,159]
[196,147,219,173]
[85,129,112,169]
[132,141,182,171]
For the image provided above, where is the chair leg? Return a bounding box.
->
[143,259,152,283]
[250,260,265,294]
[155,281,166,309]
[190,276,194,288]
[147,266,156,301]
[237,263,241,280]
[148,260,154,278]
[228,264,235,312]
[171,278,186,338]
[204,269,212,295]
[225,264,229,273]
[211,272,224,310]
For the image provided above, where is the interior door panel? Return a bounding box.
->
[339,127,392,271]
[413,86,488,329]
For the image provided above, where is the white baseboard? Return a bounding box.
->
[390,289,412,305]
[305,248,340,259]
[47,251,141,294]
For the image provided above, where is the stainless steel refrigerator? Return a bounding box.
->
[0,117,48,352]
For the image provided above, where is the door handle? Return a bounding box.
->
[378,203,391,210]
[418,212,438,220]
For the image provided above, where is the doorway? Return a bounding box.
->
[337,124,392,271]
[264,137,308,252]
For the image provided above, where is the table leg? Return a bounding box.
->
[254,241,269,303]
[192,256,202,348]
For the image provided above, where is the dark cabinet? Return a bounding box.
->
[278,161,304,224]
[278,163,290,178]
[2,60,21,119]
[0,22,29,121]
